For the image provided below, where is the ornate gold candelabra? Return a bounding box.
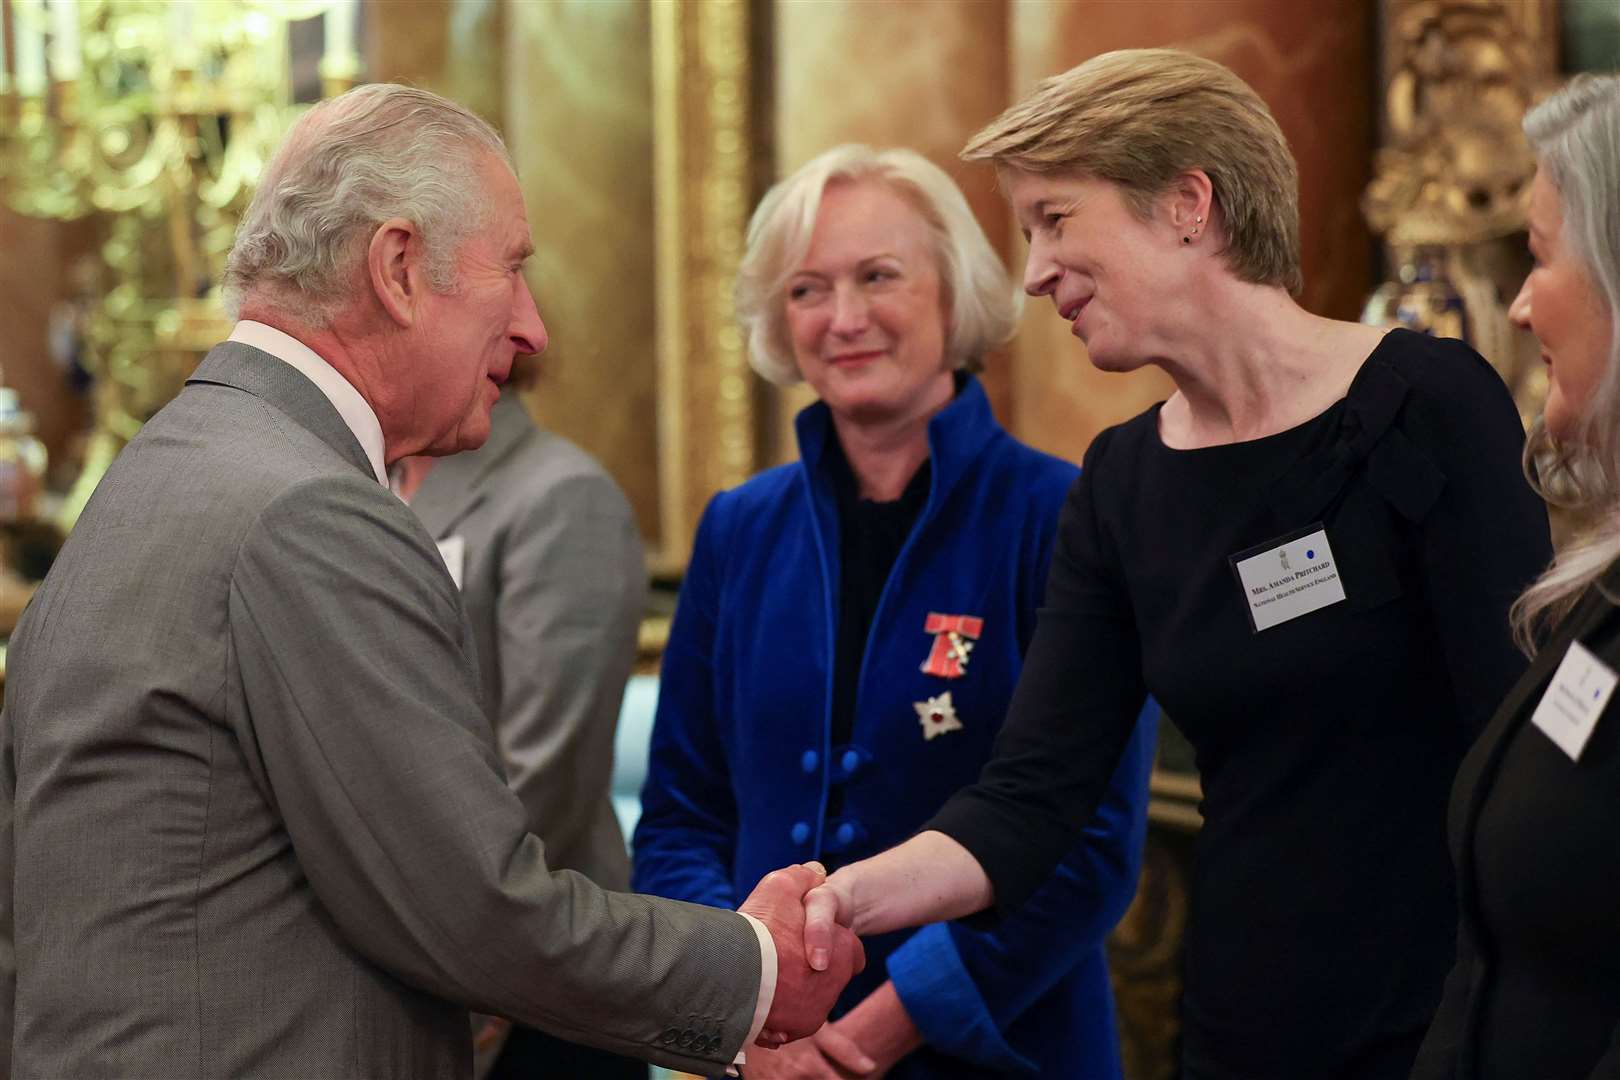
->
[0,0,360,525]
[1362,0,1556,427]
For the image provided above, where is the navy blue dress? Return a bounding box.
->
[930,332,1553,1079]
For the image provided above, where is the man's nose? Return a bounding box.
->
[513,281,548,355]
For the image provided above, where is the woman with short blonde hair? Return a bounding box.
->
[964,46,1302,293]
[803,48,1552,1080]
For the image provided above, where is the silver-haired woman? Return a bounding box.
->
[632,144,1156,1079]
[1413,73,1620,1080]
[802,49,1554,1080]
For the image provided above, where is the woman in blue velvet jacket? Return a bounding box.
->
[632,144,1156,1080]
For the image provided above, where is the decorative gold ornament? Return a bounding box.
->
[651,0,760,572]
[0,0,361,527]
[1362,0,1557,427]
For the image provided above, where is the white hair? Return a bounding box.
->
[734,144,1021,386]
[224,83,512,323]
[1511,74,1620,651]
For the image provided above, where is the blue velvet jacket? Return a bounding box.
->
[633,378,1156,1078]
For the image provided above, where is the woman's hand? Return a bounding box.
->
[825,980,922,1078]
[743,1024,877,1079]
[804,832,993,970]
[471,1015,509,1053]
[802,869,857,971]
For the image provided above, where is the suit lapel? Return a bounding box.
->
[1501,571,1620,734]
[187,342,377,482]
[408,391,534,538]
[1453,567,1620,918]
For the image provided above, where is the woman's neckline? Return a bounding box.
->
[1149,328,1401,456]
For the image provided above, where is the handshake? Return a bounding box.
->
[737,861,863,1047]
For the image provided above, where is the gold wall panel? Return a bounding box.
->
[364,0,504,125]
[652,0,762,569]
[505,0,662,547]
[1007,0,1376,465]
[367,0,663,547]
[0,208,92,468]
[364,0,452,91]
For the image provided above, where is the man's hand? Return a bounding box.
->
[739,863,865,1044]
[742,1024,876,1079]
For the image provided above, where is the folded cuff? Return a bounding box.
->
[886,923,1036,1075]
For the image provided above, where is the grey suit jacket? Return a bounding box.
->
[0,343,756,1079]
[409,391,639,895]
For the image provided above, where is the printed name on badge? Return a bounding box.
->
[1531,640,1618,762]
[1229,526,1347,632]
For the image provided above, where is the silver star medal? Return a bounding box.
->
[915,691,963,741]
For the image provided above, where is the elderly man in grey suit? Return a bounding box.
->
[0,83,862,1080]
[397,360,650,1079]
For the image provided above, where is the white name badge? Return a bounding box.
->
[1531,640,1617,761]
[1230,526,1347,632]
[436,534,466,591]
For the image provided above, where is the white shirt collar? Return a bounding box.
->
[227,320,389,487]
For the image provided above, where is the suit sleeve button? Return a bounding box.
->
[840,749,860,775]
[800,749,819,773]
[790,821,810,845]
[835,822,855,846]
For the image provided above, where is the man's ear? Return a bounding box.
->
[367,218,424,328]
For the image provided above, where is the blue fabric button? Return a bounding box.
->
[791,821,810,845]
[801,749,819,774]
[840,749,860,775]
[835,822,855,846]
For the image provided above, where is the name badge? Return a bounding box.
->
[436,534,466,591]
[1531,640,1617,761]
[1229,525,1347,632]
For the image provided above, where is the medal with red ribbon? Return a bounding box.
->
[919,612,983,678]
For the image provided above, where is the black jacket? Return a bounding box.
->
[1414,562,1620,1080]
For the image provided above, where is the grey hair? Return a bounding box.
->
[224,83,512,323]
[735,144,1021,386]
[1511,74,1620,651]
